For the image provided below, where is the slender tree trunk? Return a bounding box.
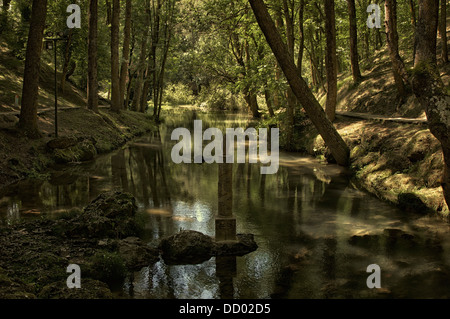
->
[325,0,338,122]
[18,0,48,138]
[60,29,73,94]
[152,0,162,116]
[347,0,362,83]
[411,0,450,211]
[385,0,409,102]
[87,0,98,113]
[105,0,111,25]
[119,0,132,110]
[439,0,448,63]
[297,0,305,75]
[0,0,12,35]
[409,0,417,63]
[281,1,295,148]
[132,8,150,112]
[249,0,350,166]
[110,0,121,112]
[264,89,275,117]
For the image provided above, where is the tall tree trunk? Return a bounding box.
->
[152,0,162,116]
[297,0,305,75]
[60,29,73,94]
[411,0,450,211]
[119,0,132,110]
[132,7,150,112]
[18,0,47,138]
[385,0,409,102]
[105,0,111,25]
[0,0,12,35]
[264,89,275,117]
[281,0,295,148]
[87,0,98,113]
[110,0,121,112]
[409,0,417,63]
[244,40,261,119]
[325,0,338,122]
[347,0,362,83]
[249,0,350,166]
[439,0,448,63]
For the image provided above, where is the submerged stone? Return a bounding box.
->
[159,230,215,265]
[159,230,258,265]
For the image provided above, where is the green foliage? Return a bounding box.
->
[164,82,196,105]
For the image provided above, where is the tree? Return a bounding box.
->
[119,0,132,110]
[347,0,362,83]
[18,0,48,138]
[439,0,448,63]
[324,0,337,122]
[385,0,409,102]
[110,0,121,112]
[88,0,99,113]
[248,0,350,166]
[0,0,12,35]
[131,4,150,112]
[411,0,450,211]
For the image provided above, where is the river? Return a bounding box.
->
[1,111,450,298]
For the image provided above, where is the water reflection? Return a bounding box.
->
[1,112,450,298]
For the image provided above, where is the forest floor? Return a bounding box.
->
[303,43,450,218]
[0,44,157,191]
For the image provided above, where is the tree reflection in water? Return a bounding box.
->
[1,113,450,298]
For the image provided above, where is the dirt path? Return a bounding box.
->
[0,105,109,117]
[336,111,427,125]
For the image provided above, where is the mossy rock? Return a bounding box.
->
[52,138,97,163]
[38,278,113,299]
[55,192,141,238]
[83,252,127,285]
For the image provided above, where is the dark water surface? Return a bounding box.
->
[1,112,450,299]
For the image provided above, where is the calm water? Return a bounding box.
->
[1,111,450,299]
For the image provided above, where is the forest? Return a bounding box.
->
[0,0,450,301]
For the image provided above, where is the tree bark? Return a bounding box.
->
[132,7,150,112]
[325,0,338,122]
[18,0,48,138]
[60,29,73,94]
[249,0,350,166]
[385,0,409,102]
[87,0,98,113]
[119,0,132,110]
[439,0,448,63]
[110,0,121,112]
[411,0,450,211]
[0,0,12,34]
[297,0,305,75]
[347,0,362,83]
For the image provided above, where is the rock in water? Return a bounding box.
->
[213,234,258,256]
[159,230,258,265]
[159,230,215,265]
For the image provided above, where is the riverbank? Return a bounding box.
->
[0,108,158,190]
[296,115,449,218]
